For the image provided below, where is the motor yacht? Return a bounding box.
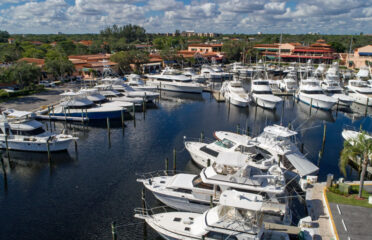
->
[356,66,370,81]
[146,67,203,93]
[251,79,282,109]
[185,136,276,170]
[214,125,319,179]
[325,62,340,80]
[220,81,250,107]
[135,190,290,240]
[320,80,353,106]
[125,74,157,91]
[0,109,76,152]
[296,78,337,110]
[52,91,131,120]
[200,65,232,81]
[279,74,298,93]
[346,80,372,106]
[78,88,106,103]
[182,68,206,83]
[230,62,251,77]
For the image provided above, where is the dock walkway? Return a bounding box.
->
[306,183,335,240]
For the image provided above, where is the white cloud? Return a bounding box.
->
[0,0,371,34]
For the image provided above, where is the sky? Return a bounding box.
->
[0,0,371,34]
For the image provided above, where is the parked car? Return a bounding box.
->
[39,81,55,87]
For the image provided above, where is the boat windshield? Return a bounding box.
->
[164,70,182,75]
[215,139,235,149]
[357,90,372,94]
[253,81,269,86]
[326,76,339,81]
[175,79,193,83]
[253,90,273,94]
[192,176,214,190]
[13,127,46,136]
[301,90,324,94]
[350,81,368,87]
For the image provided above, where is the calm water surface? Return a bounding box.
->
[1,87,372,240]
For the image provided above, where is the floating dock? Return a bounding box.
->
[212,91,225,102]
[263,222,300,235]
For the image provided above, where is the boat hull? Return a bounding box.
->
[348,92,372,106]
[0,137,73,152]
[252,94,280,110]
[153,192,209,213]
[296,93,336,110]
[226,95,249,107]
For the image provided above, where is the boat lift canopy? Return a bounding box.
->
[286,153,319,177]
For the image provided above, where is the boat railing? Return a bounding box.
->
[136,169,189,180]
[134,205,171,218]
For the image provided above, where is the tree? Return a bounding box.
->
[330,42,346,53]
[23,47,46,59]
[0,62,41,87]
[0,30,10,43]
[100,24,146,43]
[340,132,372,198]
[110,50,149,74]
[56,40,76,55]
[44,50,74,80]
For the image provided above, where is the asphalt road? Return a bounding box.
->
[330,203,372,240]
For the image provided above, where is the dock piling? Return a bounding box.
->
[165,157,169,175]
[46,140,51,163]
[210,196,213,208]
[107,117,111,138]
[207,159,211,167]
[4,135,10,161]
[236,124,240,134]
[121,110,125,134]
[365,98,369,116]
[111,221,117,240]
[132,103,136,128]
[309,98,313,115]
[173,148,176,173]
[200,131,204,142]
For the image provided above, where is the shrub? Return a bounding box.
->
[0,89,10,98]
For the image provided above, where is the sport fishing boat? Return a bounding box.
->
[251,79,282,109]
[185,136,276,170]
[0,109,76,152]
[137,162,290,224]
[220,81,250,107]
[346,80,372,106]
[356,66,370,80]
[296,78,337,110]
[320,80,353,106]
[146,67,203,93]
[134,190,290,240]
[78,88,106,103]
[279,74,298,93]
[230,62,251,77]
[214,125,319,181]
[314,63,326,77]
[52,91,131,120]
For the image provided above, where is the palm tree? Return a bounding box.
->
[340,131,372,198]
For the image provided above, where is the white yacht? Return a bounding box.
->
[52,91,131,120]
[279,74,298,93]
[251,79,282,109]
[214,125,319,179]
[220,81,250,107]
[200,65,232,81]
[182,68,206,83]
[146,67,203,93]
[102,76,159,101]
[325,62,340,80]
[78,88,106,103]
[346,80,372,106]
[125,74,157,91]
[296,78,337,110]
[135,190,290,240]
[320,80,353,106]
[283,63,297,75]
[0,109,76,152]
[138,162,290,224]
[185,136,276,170]
[342,127,372,143]
[356,66,370,80]
[230,62,251,77]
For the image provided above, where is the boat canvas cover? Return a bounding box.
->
[286,153,318,177]
[263,125,297,138]
[219,190,263,211]
[215,152,246,168]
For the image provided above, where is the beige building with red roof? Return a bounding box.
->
[345,45,372,69]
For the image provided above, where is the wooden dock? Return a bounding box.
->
[212,91,225,102]
[263,222,300,235]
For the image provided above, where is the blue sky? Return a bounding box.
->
[0,0,371,34]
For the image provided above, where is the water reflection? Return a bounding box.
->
[295,101,335,122]
[160,91,204,102]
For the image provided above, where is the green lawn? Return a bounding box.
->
[326,185,372,208]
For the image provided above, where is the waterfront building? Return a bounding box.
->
[187,43,223,53]
[254,39,337,63]
[345,45,372,69]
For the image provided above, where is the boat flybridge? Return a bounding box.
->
[296,78,337,110]
[230,62,251,77]
[138,157,290,223]
[101,76,159,101]
[220,81,250,107]
[52,91,131,120]
[214,124,319,181]
[135,190,290,240]
[251,79,282,109]
[146,67,203,93]
[346,80,372,106]
[314,63,326,77]
[0,109,76,152]
[326,62,340,79]
[356,66,370,81]
[320,80,353,106]
[185,135,277,170]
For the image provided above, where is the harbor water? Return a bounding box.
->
[1,89,372,240]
